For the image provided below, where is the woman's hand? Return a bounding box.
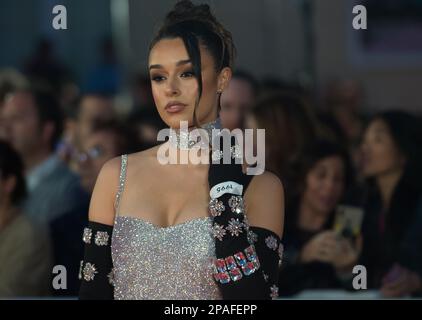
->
[331,234,362,271]
[381,264,422,298]
[299,231,361,271]
[299,230,338,264]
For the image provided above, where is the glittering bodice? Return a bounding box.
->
[111,215,222,300]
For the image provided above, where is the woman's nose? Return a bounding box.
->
[165,78,181,96]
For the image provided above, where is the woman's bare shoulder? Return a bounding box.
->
[89,145,171,225]
[88,156,122,226]
[89,144,165,226]
[250,171,284,194]
[244,171,285,237]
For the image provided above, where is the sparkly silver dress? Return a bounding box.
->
[111,154,222,300]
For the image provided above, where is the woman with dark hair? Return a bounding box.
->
[359,110,422,297]
[278,140,360,296]
[79,1,284,300]
[0,140,52,297]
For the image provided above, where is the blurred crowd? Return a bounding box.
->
[0,39,421,298]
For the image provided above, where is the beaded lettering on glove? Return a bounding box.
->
[212,245,260,284]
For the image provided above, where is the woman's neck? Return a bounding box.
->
[297,200,329,232]
[376,168,404,211]
[168,117,220,150]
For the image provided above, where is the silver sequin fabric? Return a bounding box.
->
[111,215,222,300]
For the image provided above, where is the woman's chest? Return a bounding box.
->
[120,165,211,226]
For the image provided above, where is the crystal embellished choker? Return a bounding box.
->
[168,118,222,150]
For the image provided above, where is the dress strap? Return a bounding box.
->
[114,154,128,216]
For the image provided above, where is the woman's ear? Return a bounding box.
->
[217,67,232,93]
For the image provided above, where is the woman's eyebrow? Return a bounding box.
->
[149,59,192,70]
[176,59,192,66]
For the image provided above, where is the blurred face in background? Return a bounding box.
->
[1,92,47,158]
[76,130,119,193]
[220,78,255,130]
[302,156,345,215]
[361,119,405,178]
[77,95,115,142]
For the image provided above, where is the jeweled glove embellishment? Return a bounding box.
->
[78,260,84,280]
[107,268,115,286]
[212,150,224,162]
[82,228,110,247]
[212,223,227,241]
[228,195,244,214]
[270,285,279,299]
[94,231,110,246]
[230,145,242,159]
[82,262,98,281]
[265,235,279,251]
[212,245,260,284]
[278,243,284,266]
[226,218,244,236]
[247,229,258,244]
[211,144,243,162]
[83,228,92,244]
[209,198,225,217]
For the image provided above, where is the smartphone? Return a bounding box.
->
[333,205,364,239]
